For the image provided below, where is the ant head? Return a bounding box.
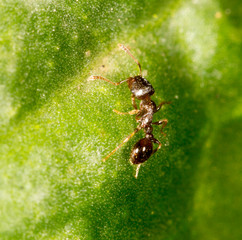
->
[128,76,155,100]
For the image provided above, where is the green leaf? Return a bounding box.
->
[0,0,241,239]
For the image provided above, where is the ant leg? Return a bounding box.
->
[131,93,138,109]
[88,75,130,86]
[113,109,140,115]
[118,44,142,76]
[113,93,140,116]
[152,119,168,136]
[135,164,141,179]
[135,110,144,122]
[102,126,141,162]
[156,101,172,112]
[151,138,162,155]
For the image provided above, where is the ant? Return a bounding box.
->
[89,44,171,178]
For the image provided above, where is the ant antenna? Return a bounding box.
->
[118,44,142,76]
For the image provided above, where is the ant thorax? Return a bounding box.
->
[138,97,157,128]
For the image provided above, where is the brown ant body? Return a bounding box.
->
[89,44,170,178]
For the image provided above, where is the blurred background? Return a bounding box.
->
[0,0,241,239]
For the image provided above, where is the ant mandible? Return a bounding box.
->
[89,44,171,178]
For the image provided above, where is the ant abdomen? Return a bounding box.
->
[130,138,153,164]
